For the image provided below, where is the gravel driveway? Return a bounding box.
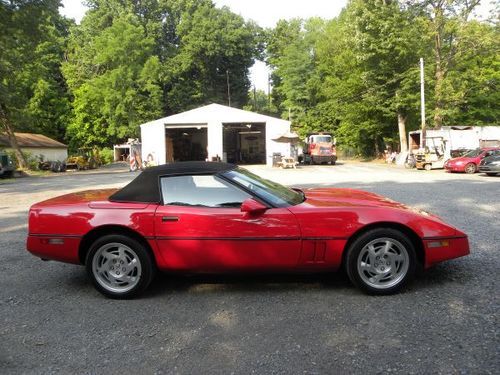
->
[0,162,498,374]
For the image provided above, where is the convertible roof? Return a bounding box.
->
[109,161,237,203]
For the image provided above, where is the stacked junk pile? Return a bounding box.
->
[399,126,500,171]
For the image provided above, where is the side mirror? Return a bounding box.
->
[241,198,267,214]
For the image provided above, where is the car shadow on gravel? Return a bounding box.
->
[141,263,470,299]
[143,271,350,298]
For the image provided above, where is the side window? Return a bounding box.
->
[160,175,251,208]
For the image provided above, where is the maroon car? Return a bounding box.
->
[444,147,500,174]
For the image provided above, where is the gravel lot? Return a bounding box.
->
[0,162,498,374]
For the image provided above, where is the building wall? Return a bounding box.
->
[207,121,223,161]
[265,119,291,167]
[141,120,166,166]
[4,147,67,162]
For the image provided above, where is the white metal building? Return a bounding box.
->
[140,104,292,167]
[0,132,68,162]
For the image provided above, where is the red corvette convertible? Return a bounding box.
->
[27,162,469,298]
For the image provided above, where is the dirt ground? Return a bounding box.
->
[0,161,498,374]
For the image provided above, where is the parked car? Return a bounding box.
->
[444,147,500,174]
[27,162,469,299]
[0,151,15,178]
[479,154,500,176]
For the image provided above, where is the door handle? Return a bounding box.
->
[162,216,179,222]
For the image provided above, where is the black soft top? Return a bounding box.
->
[109,161,237,203]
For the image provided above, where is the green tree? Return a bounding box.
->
[0,0,71,168]
[63,0,261,147]
[266,18,328,134]
[63,13,163,147]
[164,2,262,112]
[432,19,499,124]
[407,0,482,127]
[243,88,277,115]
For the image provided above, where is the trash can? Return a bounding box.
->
[272,153,282,167]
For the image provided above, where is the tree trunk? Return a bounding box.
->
[397,112,408,153]
[0,104,28,169]
[432,4,445,129]
[434,59,444,128]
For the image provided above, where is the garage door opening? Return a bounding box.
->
[165,127,208,162]
[223,123,266,164]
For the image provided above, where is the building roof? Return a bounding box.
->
[0,132,67,148]
[109,161,236,203]
[140,103,291,128]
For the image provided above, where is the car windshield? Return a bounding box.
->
[312,136,331,143]
[463,148,482,158]
[222,168,304,207]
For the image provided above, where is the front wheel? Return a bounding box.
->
[486,173,498,176]
[86,234,155,299]
[345,228,416,295]
[465,163,476,174]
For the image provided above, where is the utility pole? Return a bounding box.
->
[420,58,426,149]
[253,85,257,110]
[268,73,271,108]
[226,70,231,107]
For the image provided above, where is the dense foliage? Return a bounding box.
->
[0,0,71,167]
[62,0,261,148]
[267,0,499,156]
[1,0,497,162]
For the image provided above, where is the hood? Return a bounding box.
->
[302,187,408,209]
[448,156,475,164]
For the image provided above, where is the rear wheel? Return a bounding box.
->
[85,234,155,299]
[345,228,416,295]
[465,163,476,174]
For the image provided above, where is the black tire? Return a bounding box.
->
[486,173,497,177]
[345,228,416,295]
[85,234,155,299]
[424,163,432,171]
[464,163,476,174]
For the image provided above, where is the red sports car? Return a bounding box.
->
[444,147,500,174]
[27,162,469,298]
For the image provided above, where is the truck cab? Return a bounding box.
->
[302,134,337,165]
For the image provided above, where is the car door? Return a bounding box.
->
[154,174,302,272]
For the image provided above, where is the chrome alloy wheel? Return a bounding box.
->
[92,242,142,293]
[356,237,409,290]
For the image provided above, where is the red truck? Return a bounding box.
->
[302,133,337,165]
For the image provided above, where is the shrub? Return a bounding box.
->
[100,147,114,165]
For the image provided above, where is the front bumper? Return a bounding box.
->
[312,155,337,163]
[444,164,465,172]
[478,164,500,173]
[423,235,470,268]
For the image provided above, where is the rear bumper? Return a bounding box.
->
[26,234,81,264]
[423,235,470,268]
